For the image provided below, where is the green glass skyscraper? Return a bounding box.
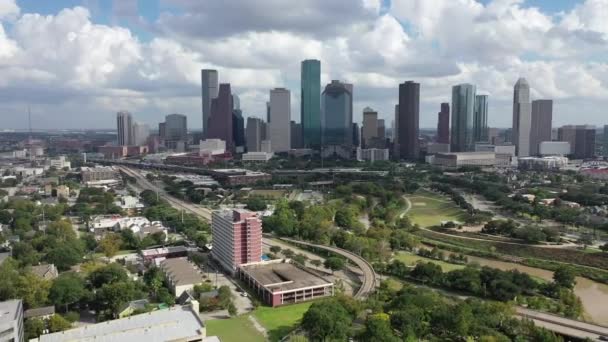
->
[301,59,321,149]
[451,84,476,152]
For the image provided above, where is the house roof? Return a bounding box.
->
[24,306,55,318]
[160,258,204,287]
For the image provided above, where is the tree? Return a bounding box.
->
[361,313,400,342]
[48,314,72,333]
[410,262,443,285]
[269,246,282,254]
[96,281,139,317]
[227,302,237,317]
[324,257,345,274]
[17,272,51,309]
[262,200,298,236]
[282,249,295,259]
[143,266,164,297]
[25,318,45,340]
[310,259,322,269]
[157,287,175,306]
[302,300,353,341]
[601,243,608,253]
[99,233,123,258]
[50,273,86,312]
[245,196,267,211]
[553,267,576,289]
[293,253,308,266]
[88,263,128,288]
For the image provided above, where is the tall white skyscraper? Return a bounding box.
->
[268,88,291,152]
[116,111,133,146]
[201,69,219,137]
[133,122,150,146]
[513,78,532,157]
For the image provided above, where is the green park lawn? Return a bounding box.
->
[407,190,467,227]
[206,302,314,342]
[394,251,466,272]
[253,302,313,341]
[206,315,265,342]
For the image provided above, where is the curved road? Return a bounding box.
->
[277,237,377,299]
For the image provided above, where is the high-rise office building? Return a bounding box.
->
[437,103,450,144]
[397,81,420,159]
[116,111,133,146]
[207,84,234,151]
[377,119,386,141]
[201,69,219,137]
[246,117,265,152]
[604,125,608,158]
[291,121,303,149]
[132,122,150,146]
[362,107,378,148]
[530,99,553,156]
[158,122,166,141]
[451,84,476,152]
[301,60,322,149]
[268,88,291,152]
[232,109,245,151]
[513,78,532,157]
[211,209,262,273]
[164,114,188,150]
[352,123,360,147]
[558,125,596,159]
[322,80,353,147]
[474,95,489,143]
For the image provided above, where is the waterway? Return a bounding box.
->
[465,255,608,326]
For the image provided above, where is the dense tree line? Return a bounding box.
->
[301,286,564,341]
[383,260,582,319]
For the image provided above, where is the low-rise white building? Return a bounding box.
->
[242,152,274,162]
[49,156,71,169]
[431,152,497,168]
[518,156,568,170]
[90,215,167,240]
[539,141,570,156]
[199,139,226,155]
[356,148,389,162]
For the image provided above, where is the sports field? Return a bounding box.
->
[407,190,467,227]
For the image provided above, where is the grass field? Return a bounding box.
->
[206,315,265,342]
[253,302,313,341]
[394,251,466,272]
[206,302,314,342]
[407,190,467,227]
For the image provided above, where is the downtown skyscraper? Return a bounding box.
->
[397,81,420,159]
[474,95,488,143]
[116,111,133,146]
[512,78,532,157]
[301,60,321,149]
[530,99,553,156]
[201,69,219,138]
[207,84,234,151]
[322,80,353,147]
[437,103,450,144]
[450,84,476,152]
[268,88,291,152]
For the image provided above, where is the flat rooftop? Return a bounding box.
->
[240,262,333,293]
[0,300,21,326]
[38,306,204,342]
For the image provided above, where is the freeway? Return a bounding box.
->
[516,307,608,341]
[119,166,213,221]
[277,237,378,299]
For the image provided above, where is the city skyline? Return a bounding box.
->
[0,1,607,130]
